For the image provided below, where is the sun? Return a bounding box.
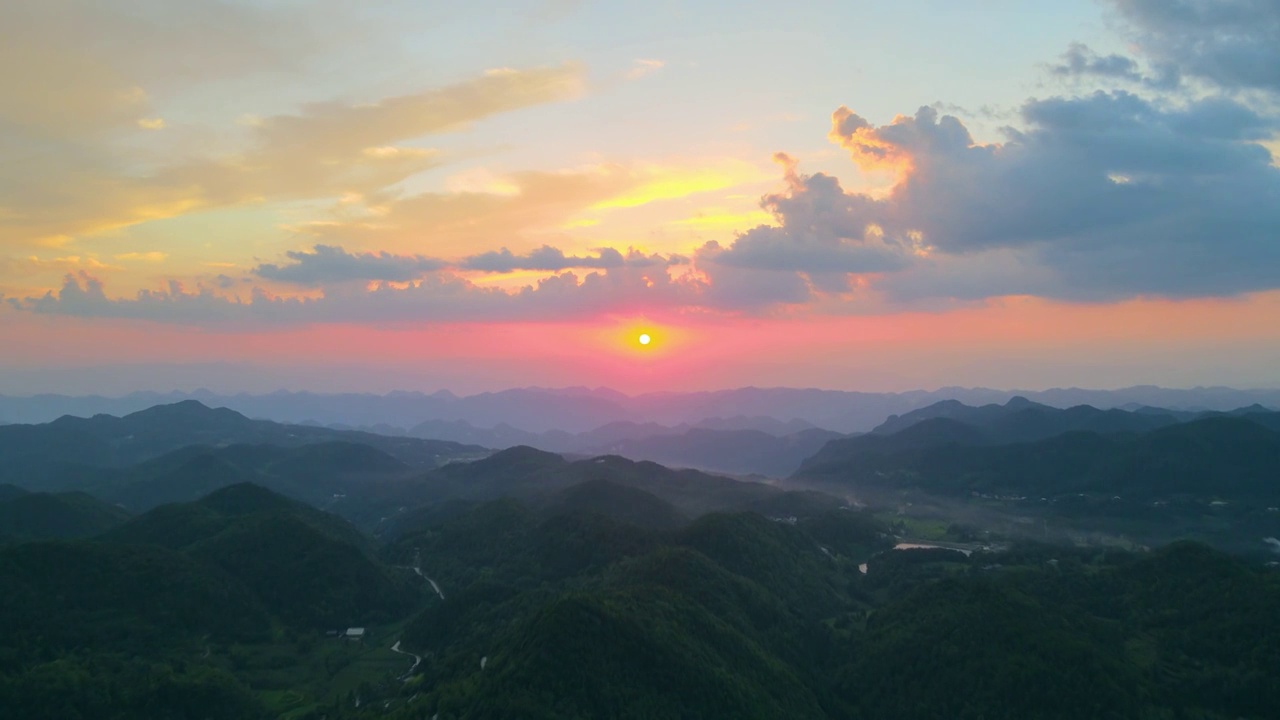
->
[638,333,652,346]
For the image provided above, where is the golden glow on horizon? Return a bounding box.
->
[590,162,765,211]
[591,319,690,359]
[671,209,774,228]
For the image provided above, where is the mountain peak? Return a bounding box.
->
[198,482,296,516]
[124,400,250,425]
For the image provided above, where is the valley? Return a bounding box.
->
[1,393,1278,718]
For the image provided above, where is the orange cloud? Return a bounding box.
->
[589,159,766,211]
[1,64,585,248]
[828,106,918,178]
[307,159,767,257]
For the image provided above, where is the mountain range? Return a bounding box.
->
[0,399,485,472]
[3,393,1280,718]
[3,385,1277,433]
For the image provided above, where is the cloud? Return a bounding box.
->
[697,92,1280,304]
[253,245,446,286]
[299,159,762,256]
[0,61,585,247]
[0,0,309,138]
[1048,42,1146,83]
[10,266,712,325]
[697,153,915,285]
[461,245,677,272]
[115,251,168,263]
[1105,0,1280,94]
[156,63,585,208]
[627,59,665,80]
[1,255,121,276]
[15,86,1278,324]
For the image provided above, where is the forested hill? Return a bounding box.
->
[335,497,1280,719]
[0,400,487,488]
[869,395,1184,440]
[865,395,1280,444]
[798,415,1280,504]
[103,483,419,628]
[792,407,1280,556]
[1,476,1278,719]
[0,490,131,542]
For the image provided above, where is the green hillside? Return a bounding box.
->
[0,401,485,494]
[107,483,419,627]
[1,445,1277,719]
[0,491,131,541]
[540,478,688,529]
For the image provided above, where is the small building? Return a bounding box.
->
[345,627,366,640]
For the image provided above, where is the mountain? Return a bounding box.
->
[449,586,828,720]
[103,448,254,510]
[0,484,27,502]
[871,396,1182,440]
[370,491,1280,720]
[5,385,1278,433]
[795,415,1280,554]
[416,446,796,519]
[593,427,845,476]
[105,483,419,627]
[539,479,687,530]
[872,396,1280,443]
[0,539,272,651]
[800,416,989,471]
[800,416,1280,504]
[12,440,423,527]
[3,469,1278,719]
[0,400,486,491]
[408,418,547,447]
[693,415,818,434]
[406,418,824,469]
[387,496,889,720]
[0,491,131,541]
[5,422,801,534]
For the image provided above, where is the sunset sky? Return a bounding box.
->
[2,0,1279,395]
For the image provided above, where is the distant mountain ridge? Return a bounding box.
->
[405,415,816,450]
[0,400,486,488]
[593,427,845,477]
[3,385,1278,433]
[871,395,1277,440]
[870,396,1181,440]
[795,412,1280,546]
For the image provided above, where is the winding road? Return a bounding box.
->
[408,565,446,600]
[388,558,442,682]
[390,640,422,681]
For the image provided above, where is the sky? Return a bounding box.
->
[2,0,1279,395]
